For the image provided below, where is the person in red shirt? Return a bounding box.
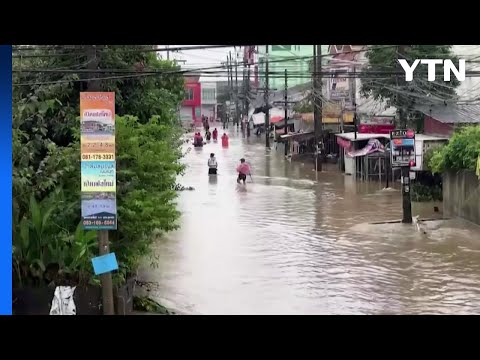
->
[212,128,218,141]
[236,158,250,184]
[221,133,229,147]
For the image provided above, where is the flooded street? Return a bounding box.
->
[139,126,480,315]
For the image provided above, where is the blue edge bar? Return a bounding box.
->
[1,46,12,315]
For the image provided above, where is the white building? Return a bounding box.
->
[199,77,217,120]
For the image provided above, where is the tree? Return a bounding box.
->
[429,125,480,174]
[12,45,186,286]
[293,93,313,113]
[361,45,460,130]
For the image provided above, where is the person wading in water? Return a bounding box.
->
[236,158,250,184]
[208,153,218,175]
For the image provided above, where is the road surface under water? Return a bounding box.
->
[138,125,480,315]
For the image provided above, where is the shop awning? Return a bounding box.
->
[279,131,315,142]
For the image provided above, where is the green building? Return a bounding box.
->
[257,45,328,91]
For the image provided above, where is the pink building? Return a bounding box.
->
[180,76,202,125]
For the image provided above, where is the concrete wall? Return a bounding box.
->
[443,170,480,225]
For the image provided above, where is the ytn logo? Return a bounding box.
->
[398,59,465,82]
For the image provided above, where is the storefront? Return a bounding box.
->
[336,133,390,177]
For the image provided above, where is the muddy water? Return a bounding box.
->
[139,126,480,315]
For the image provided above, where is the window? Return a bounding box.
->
[185,88,194,100]
[202,88,216,102]
[272,45,291,51]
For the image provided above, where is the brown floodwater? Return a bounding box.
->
[138,125,480,315]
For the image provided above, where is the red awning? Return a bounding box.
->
[270,116,284,124]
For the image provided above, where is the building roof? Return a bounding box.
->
[414,104,480,124]
[336,132,448,142]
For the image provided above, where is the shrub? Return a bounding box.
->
[429,126,480,173]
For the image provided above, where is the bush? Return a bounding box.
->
[112,115,185,280]
[429,126,480,173]
[411,183,443,202]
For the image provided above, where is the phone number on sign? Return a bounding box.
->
[82,154,115,160]
[83,220,116,226]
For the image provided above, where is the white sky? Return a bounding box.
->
[158,45,239,82]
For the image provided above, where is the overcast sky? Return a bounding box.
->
[158,45,238,81]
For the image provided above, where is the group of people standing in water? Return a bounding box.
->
[194,127,229,147]
[207,153,251,184]
[193,120,250,184]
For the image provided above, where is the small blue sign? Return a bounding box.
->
[91,253,119,275]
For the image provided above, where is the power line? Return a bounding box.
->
[12,45,237,58]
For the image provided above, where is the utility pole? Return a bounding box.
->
[229,52,234,125]
[241,56,247,134]
[226,56,231,93]
[246,61,251,137]
[87,45,114,315]
[313,45,323,171]
[242,59,246,131]
[264,45,270,149]
[229,52,235,126]
[225,56,230,126]
[235,56,239,127]
[402,166,413,223]
[284,68,288,156]
[166,45,170,61]
[352,65,358,140]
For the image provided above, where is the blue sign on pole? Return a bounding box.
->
[91,253,119,275]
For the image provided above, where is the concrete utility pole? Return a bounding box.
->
[264,45,270,149]
[284,69,288,156]
[313,45,323,171]
[235,56,239,127]
[246,59,251,138]
[86,45,114,316]
[229,51,236,127]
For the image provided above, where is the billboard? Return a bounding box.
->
[80,92,117,230]
[328,68,350,101]
[359,115,395,134]
[390,129,416,168]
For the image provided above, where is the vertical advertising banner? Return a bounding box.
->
[80,92,117,230]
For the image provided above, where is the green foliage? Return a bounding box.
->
[429,126,480,173]
[99,46,184,123]
[423,144,444,171]
[293,94,314,113]
[411,183,443,202]
[112,115,185,277]
[133,296,173,315]
[13,45,185,288]
[361,45,460,128]
[12,191,97,287]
